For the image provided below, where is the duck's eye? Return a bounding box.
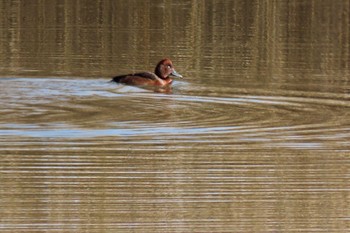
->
[167,65,172,69]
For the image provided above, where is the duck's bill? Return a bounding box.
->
[171,69,183,78]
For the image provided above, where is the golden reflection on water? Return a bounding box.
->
[0,0,349,232]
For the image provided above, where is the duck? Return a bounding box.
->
[112,58,183,87]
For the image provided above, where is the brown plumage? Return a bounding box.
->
[112,59,182,87]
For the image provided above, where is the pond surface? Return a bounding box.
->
[0,1,349,232]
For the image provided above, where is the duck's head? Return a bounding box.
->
[155,58,183,79]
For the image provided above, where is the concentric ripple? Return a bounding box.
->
[0,78,349,151]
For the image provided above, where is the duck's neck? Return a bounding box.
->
[157,77,172,86]
[155,68,172,85]
[155,69,163,79]
[163,78,173,85]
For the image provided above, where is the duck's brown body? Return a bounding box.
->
[112,59,182,87]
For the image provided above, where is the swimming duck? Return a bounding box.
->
[112,58,183,87]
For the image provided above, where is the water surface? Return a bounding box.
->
[0,1,349,232]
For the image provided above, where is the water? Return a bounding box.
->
[1,1,349,232]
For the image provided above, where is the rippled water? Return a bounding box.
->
[1,77,349,151]
[1,0,350,232]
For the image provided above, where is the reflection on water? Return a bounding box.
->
[0,0,349,232]
[1,78,349,151]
